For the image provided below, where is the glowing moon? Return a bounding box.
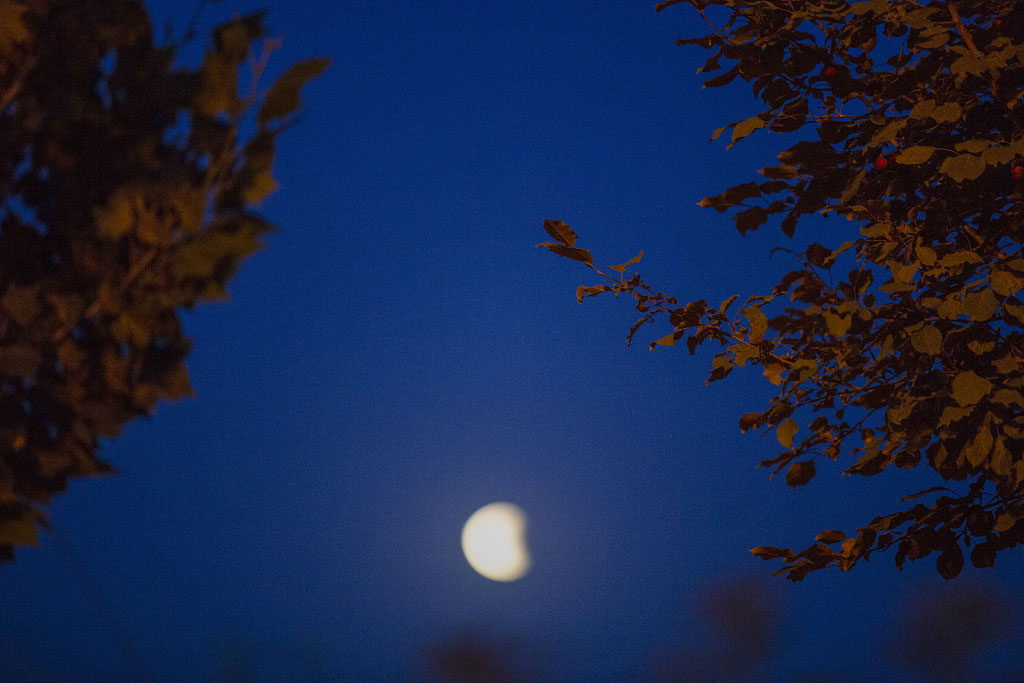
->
[461,502,531,582]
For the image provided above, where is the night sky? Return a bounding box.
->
[3,1,1023,681]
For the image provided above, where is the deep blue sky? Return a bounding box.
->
[3,1,1023,681]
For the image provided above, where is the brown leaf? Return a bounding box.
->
[536,242,593,266]
[936,544,964,579]
[541,219,578,247]
[786,460,816,488]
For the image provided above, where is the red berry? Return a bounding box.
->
[875,156,889,170]
[823,66,837,77]
[995,18,1004,26]
[1013,165,1024,181]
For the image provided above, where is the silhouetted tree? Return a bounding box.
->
[0,0,328,560]
[542,0,1024,579]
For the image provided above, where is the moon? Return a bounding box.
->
[461,502,531,582]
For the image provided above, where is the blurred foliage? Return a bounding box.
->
[425,633,526,683]
[542,1,1024,579]
[0,0,328,561]
[425,577,1022,682]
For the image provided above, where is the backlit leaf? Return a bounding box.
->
[731,115,766,144]
[909,325,942,354]
[258,57,332,126]
[990,270,1023,296]
[823,311,851,337]
[965,424,993,467]
[777,418,798,449]
[745,307,768,343]
[930,102,962,123]
[963,289,999,321]
[939,153,986,182]
[609,251,644,274]
[896,146,935,164]
[952,371,993,407]
[93,191,135,238]
[954,139,990,153]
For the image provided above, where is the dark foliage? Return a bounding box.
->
[0,0,328,560]
[542,0,1024,580]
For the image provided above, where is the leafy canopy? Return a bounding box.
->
[0,0,328,561]
[541,0,1024,580]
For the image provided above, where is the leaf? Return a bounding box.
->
[990,437,1013,477]
[898,486,948,503]
[195,52,238,117]
[965,424,993,467]
[915,245,937,266]
[720,294,739,314]
[990,270,1023,296]
[823,311,851,337]
[909,325,942,355]
[970,542,997,569]
[702,65,741,89]
[869,118,907,147]
[576,285,612,303]
[908,99,935,119]
[163,363,195,400]
[93,191,135,238]
[732,115,766,144]
[651,332,677,349]
[734,206,768,235]
[954,139,990,154]
[739,412,765,432]
[609,251,643,274]
[938,296,963,319]
[750,545,793,560]
[536,242,593,266]
[777,418,798,449]
[962,288,999,321]
[1,285,40,327]
[542,219,577,248]
[745,307,768,343]
[939,251,983,268]
[930,102,962,123]
[242,168,278,205]
[0,509,39,547]
[952,371,993,407]
[994,512,1017,533]
[258,57,332,126]
[983,145,1016,165]
[763,362,785,385]
[806,243,832,267]
[936,544,964,580]
[896,146,935,164]
[939,153,986,182]
[786,460,816,488]
[917,30,948,49]
[815,529,846,544]
[0,345,41,380]
[0,0,28,50]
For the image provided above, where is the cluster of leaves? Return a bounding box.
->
[542,0,1024,580]
[0,0,328,561]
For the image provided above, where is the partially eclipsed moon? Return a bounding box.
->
[461,502,531,582]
